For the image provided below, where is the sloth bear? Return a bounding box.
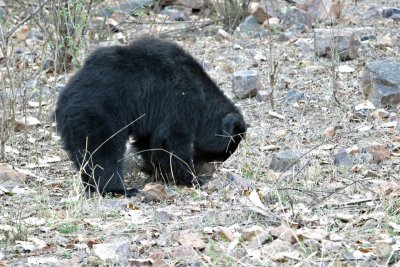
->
[56,36,247,197]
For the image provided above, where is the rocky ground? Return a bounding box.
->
[0,0,400,266]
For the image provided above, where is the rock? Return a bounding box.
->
[383,7,400,20]
[284,89,305,105]
[14,116,40,132]
[27,30,44,41]
[215,29,231,41]
[170,246,197,259]
[0,163,26,183]
[276,32,294,42]
[93,240,131,264]
[371,109,389,119]
[334,148,352,166]
[237,15,263,33]
[256,90,270,102]
[323,126,336,138]
[298,0,342,21]
[232,70,262,98]
[249,3,270,23]
[160,6,188,21]
[314,29,359,60]
[360,34,377,42]
[362,59,400,107]
[376,35,393,48]
[269,149,301,172]
[240,225,265,242]
[354,100,375,111]
[173,231,205,249]
[216,227,234,242]
[120,0,153,13]
[282,7,314,27]
[153,209,172,223]
[361,5,383,20]
[160,0,204,10]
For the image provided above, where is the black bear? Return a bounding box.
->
[56,36,247,197]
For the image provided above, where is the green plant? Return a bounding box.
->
[57,223,79,234]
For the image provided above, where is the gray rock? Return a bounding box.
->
[284,89,305,105]
[237,15,262,33]
[362,59,400,107]
[256,90,270,102]
[93,240,131,264]
[282,7,314,27]
[333,148,352,166]
[383,7,400,20]
[361,5,383,20]
[360,35,377,42]
[27,30,44,41]
[120,0,153,14]
[269,149,301,172]
[314,29,360,61]
[232,70,262,98]
[160,6,188,21]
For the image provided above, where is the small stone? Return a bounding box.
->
[241,225,265,242]
[337,65,355,73]
[284,88,305,105]
[153,209,172,223]
[256,90,270,102]
[314,29,359,61]
[371,109,389,119]
[360,34,377,42]
[362,5,383,20]
[334,148,352,166]
[322,240,342,253]
[232,70,262,98]
[249,3,269,23]
[237,15,263,33]
[173,231,205,249]
[383,7,400,20]
[215,29,231,41]
[275,129,286,138]
[93,240,131,264]
[388,112,398,122]
[376,35,393,48]
[362,59,400,107]
[0,163,26,183]
[216,227,234,242]
[323,126,336,138]
[283,7,314,27]
[269,149,301,172]
[298,0,342,21]
[354,101,375,111]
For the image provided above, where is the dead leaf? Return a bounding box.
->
[140,183,167,202]
[248,190,266,210]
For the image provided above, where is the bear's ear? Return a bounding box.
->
[222,113,246,137]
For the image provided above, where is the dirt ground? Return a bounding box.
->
[1,0,400,266]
